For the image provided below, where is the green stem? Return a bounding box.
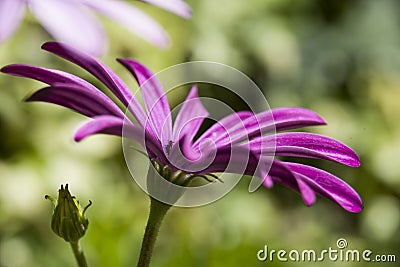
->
[70,241,88,267]
[137,198,171,267]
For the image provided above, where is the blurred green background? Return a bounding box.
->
[0,0,399,266]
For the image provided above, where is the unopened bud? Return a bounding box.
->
[45,184,92,243]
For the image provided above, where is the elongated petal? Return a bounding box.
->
[249,132,360,167]
[234,107,326,142]
[75,115,134,141]
[268,160,316,206]
[192,144,260,176]
[1,64,88,86]
[195,107,326,148]
[28,0,106,56]
[193,111,254,147]
[285,162,363,212]
[1,64,124,117]
[295,178,316,206]
[247,107,326,140]
[236,153,275,189]
[271,107,327,131]
[74,115,163,159]
[118,58,172,146]
[82,0,169,48]
[0,0,25,43]
[172,85,208,144]
[41,42,147,126]
[26,85,123,118]
[141,0,192,18]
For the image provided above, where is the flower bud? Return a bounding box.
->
[45,184,92,243]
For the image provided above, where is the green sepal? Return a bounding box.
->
[46,184,92,243]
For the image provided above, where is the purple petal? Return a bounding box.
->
[26,84,123,118]
[285,162,363,213]
[271,107,327,131]
[191,144,260,176]
[241,107,326,137]
[259,164,273,188]
[193,111,254,147]
[1,64,124,118]
[74,115,164,159]
[75,115,132,141]
[0,0,25,43]
[245,154,275,188]
[168,136,252,174]
[117,58,172,146]
[194,107,326,148]
[41,42,147,127]
[172,85,208,144]
[295,178,317,206]
[28,0,106,56]
[74,115,137,143]
[268,160,316,206]
[249,132,360,167]
[239,107,326,142]
[81,0,169,48]
[141,0,192,19]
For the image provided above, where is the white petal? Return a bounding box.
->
[81,0,169,48]
[0,0,25,43]
[141,0,192,18]
[28,0,106,56]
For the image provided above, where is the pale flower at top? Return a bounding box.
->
[0,0,192,56]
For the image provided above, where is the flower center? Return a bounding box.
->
[150,159,222,187]
[164,140,174,156]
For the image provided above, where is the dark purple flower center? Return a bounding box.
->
[164,140,174,156]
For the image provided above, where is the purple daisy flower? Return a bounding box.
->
[1,42,362,212]
[0,0,192,56]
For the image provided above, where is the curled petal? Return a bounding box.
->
[268,160,316,206]
[41,42,147,126]
[285,162,363,213]
[246,155,274,188]
[259,166,273,188]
